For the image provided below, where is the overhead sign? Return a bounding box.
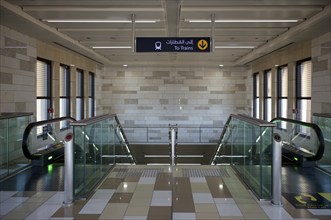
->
[136,37,211,52]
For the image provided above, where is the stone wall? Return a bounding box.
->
[100,66,250,140]
[311,32,331,114]
[0,25,37,113]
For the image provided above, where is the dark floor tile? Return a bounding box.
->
[147,206,172,220]
[109,192,133,203]
[99,178,125,189]
[124,176,141,182]
[205,176,232,198]
[52,203,85,217]
[173,177,195,212]
[154,173,172,190]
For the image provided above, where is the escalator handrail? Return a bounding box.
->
[271,117,325,161]
[22,116,76,160]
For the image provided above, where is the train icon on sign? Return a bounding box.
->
[155,41,162,50]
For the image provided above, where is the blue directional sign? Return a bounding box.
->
[136,37,211,52]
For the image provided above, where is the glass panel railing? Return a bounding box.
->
[72,114,135,198]
[211,114,275,199]
[0,113,32,179]
[21,116,76,166]
[313,113,331,174]
[271,117,324,166]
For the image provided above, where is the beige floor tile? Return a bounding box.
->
[130,196,152,206]
[10,202,43,212]
[99,203,128,220]
[196,212,221,220]
[191,183,211,193]
[125,206,149,216]
[109,193,133,203]
[195,203,218,213]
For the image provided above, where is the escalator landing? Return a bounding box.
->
[282,165,331,209]
[0,164,64,191]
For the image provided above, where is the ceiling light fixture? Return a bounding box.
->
[185,19,299,23]
[215,46,255,49]
[43,19,160,23]
[92,46,132,49]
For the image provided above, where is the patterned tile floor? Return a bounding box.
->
[0,165,330,219]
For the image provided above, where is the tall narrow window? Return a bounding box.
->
[277,65,288,119]
[76,69,84,120]
[263,70,272,121]
[60,64,70,128]
[36,59,52,122]
[296,59,312,123]
[89,72,95,117]
[253,73,259,118]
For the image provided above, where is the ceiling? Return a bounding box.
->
[1,0,330,67]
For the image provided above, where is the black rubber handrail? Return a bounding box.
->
[22,116,76,160]
[271,117,325,161]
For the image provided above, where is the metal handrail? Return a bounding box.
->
[22,116,76,160]
[271,117,325,161]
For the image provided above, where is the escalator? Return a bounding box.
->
[0,116,76,191]
[0,114,135,195]
[210,114,330,208]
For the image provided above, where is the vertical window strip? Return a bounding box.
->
[76,69,84,120]
[277,66,288,129]
[89,72,95,117]
[253,73,259,118]
[36,59,52,122]
[60,64,70,128]
[263,70,272,121]
[296,59,312,123]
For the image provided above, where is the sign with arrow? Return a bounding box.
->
[136,37,211,52]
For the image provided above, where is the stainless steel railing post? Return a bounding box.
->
[272,133,282,206]
[63,133,74,206]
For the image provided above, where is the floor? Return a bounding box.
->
[0,165,330,220]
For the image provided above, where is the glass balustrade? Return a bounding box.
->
[72,114,135,198]
[0,113,32,179]
[211,114,275,199]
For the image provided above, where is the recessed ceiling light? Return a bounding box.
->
[123,64,128,67]
[43,19,160,23]
[185,19,299,23]
[275,64,279,67]
[219,64,224,67]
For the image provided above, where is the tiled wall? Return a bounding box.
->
[312,32,331,113]
[100,66,250,142]
[0,25,37,113]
